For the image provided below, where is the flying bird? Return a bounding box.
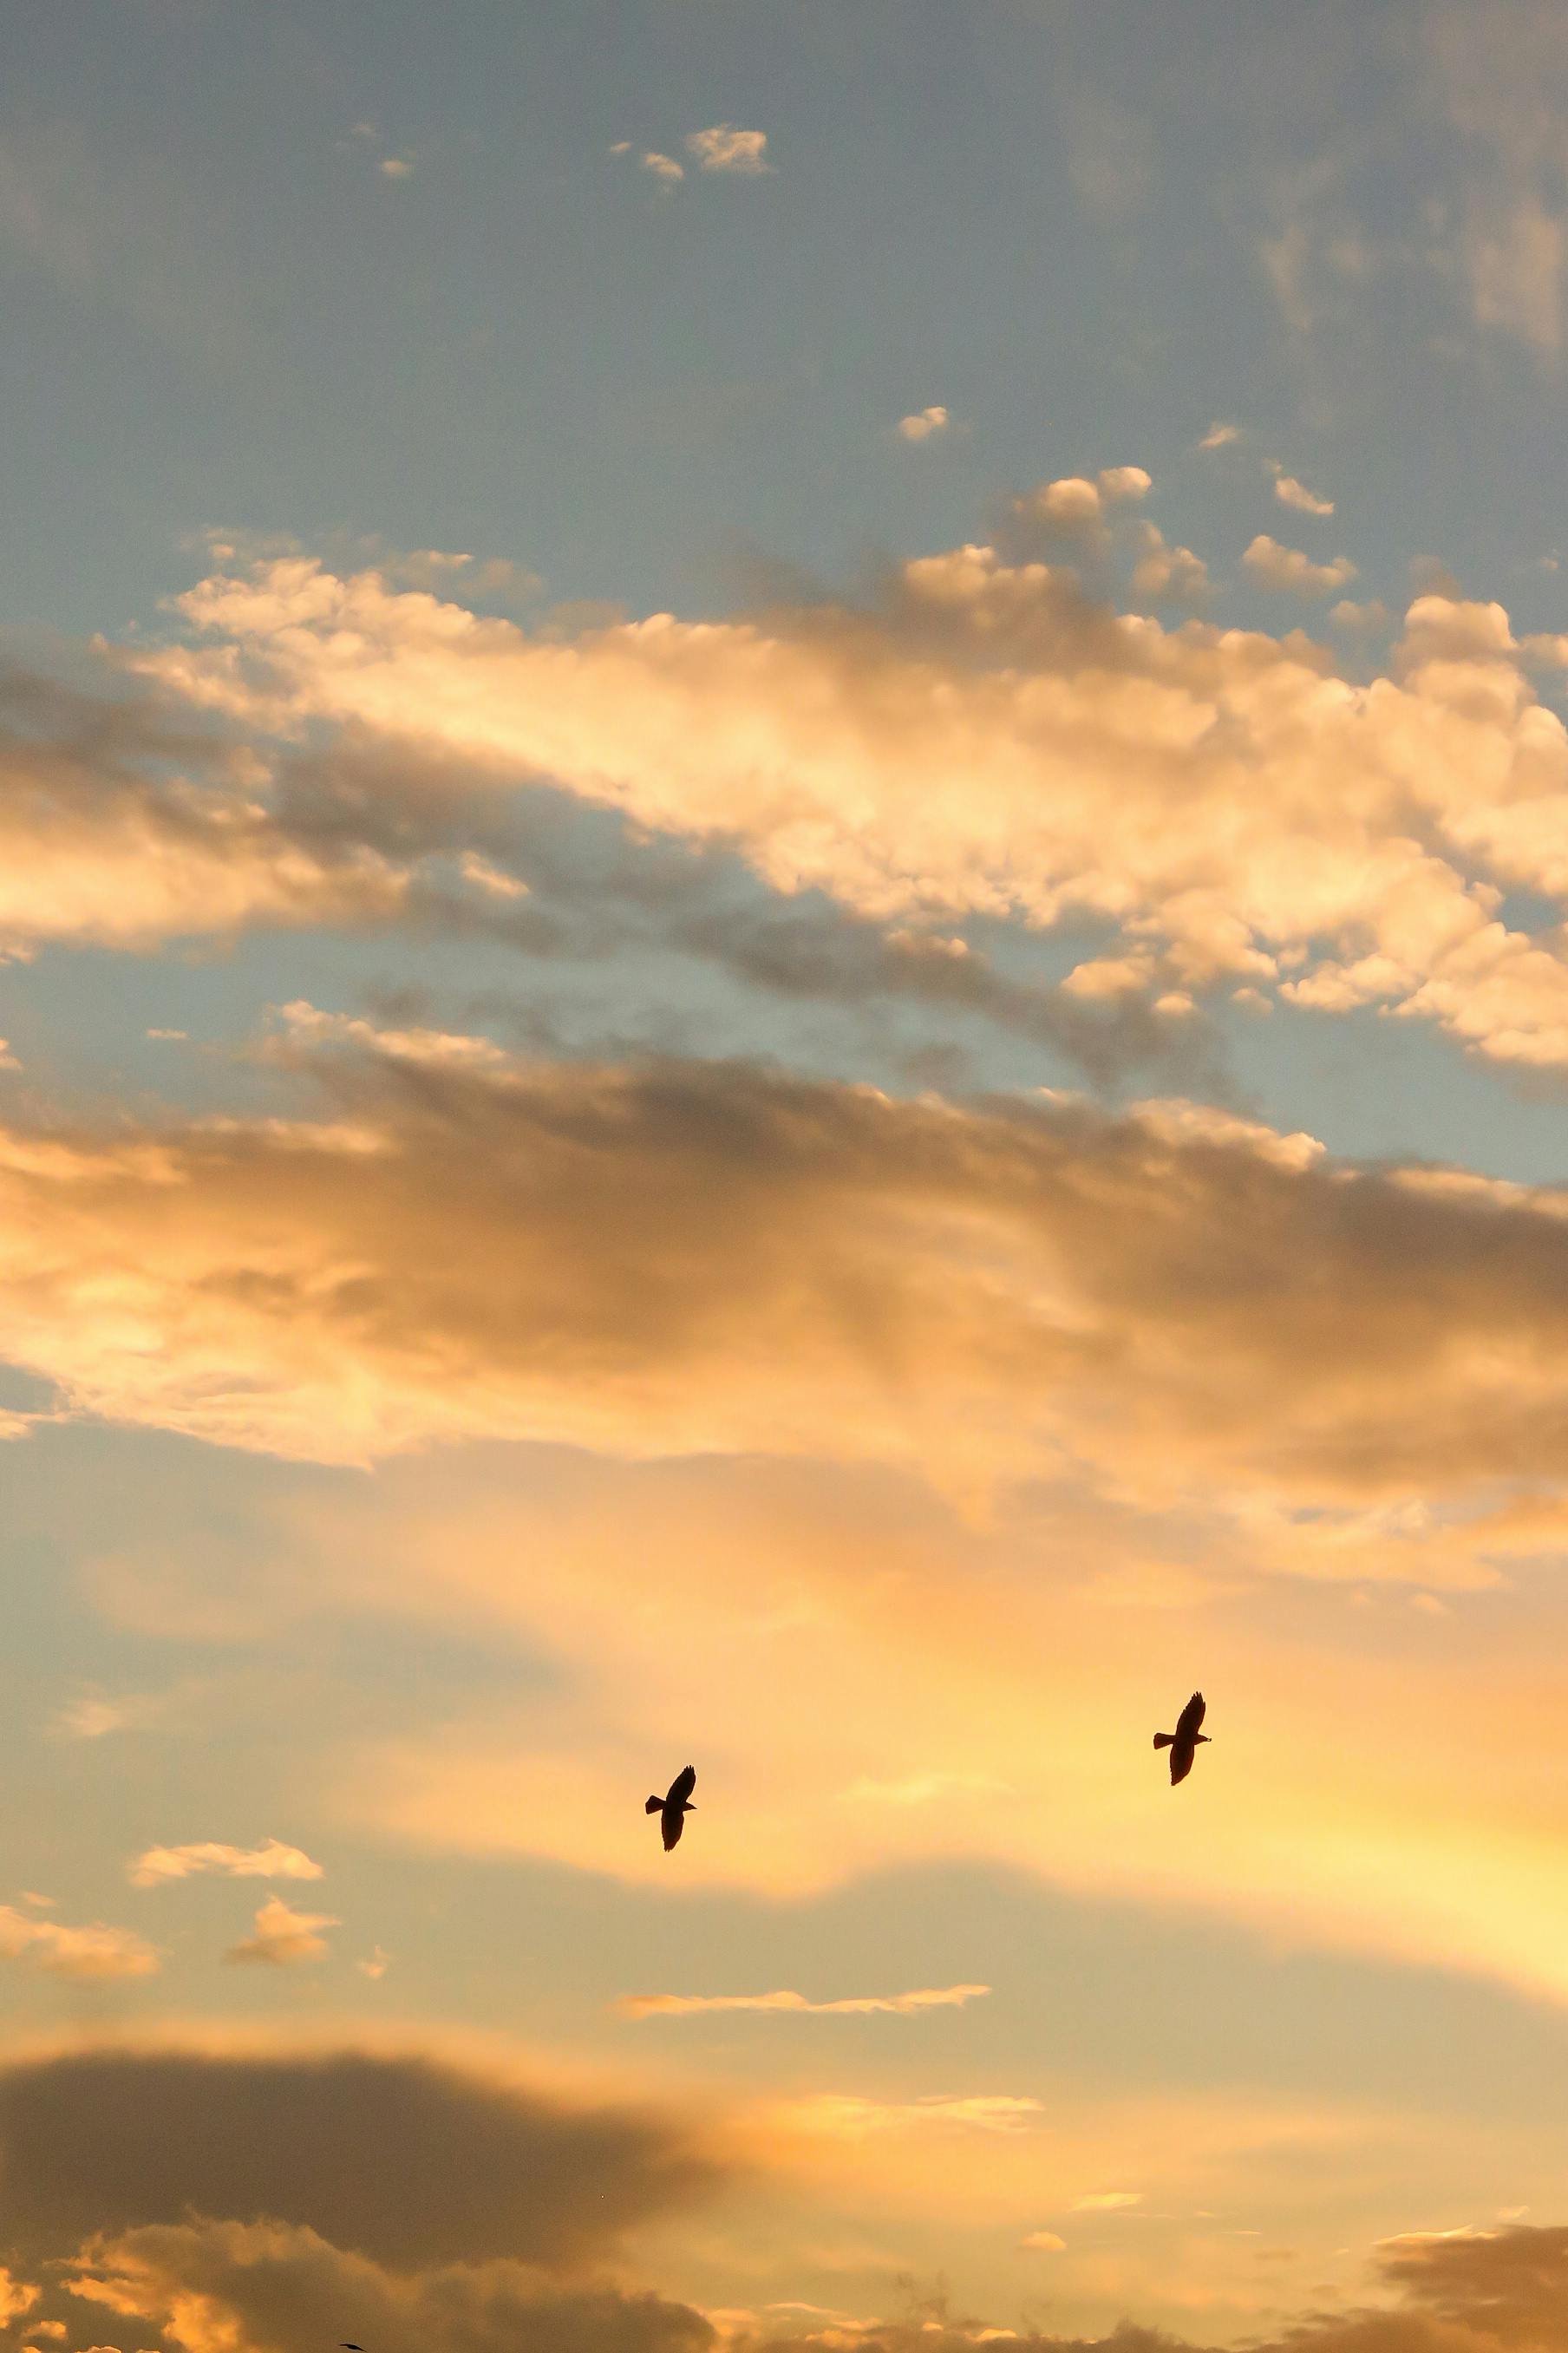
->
[1153,1690,1210,1785]
[646,1764,696,1850]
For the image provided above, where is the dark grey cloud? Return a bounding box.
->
[0,2043,717,2269]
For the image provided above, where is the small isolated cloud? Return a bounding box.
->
[609,141,631,155]
[898,405,951,443]
[0,1905,157,1982]
[616,1983,990,2020]
[129,1837,323,1890]
[145,1027,186,1041]
[225,1896,339,1967]
[642,152,685,183]
[1274,472,1335,517]
[50,1693,158,1741]
[1020,2232,1067,2253]
[356,1945,391,1980]
[1199,420,1240,448]
[685,125,771,175]
[1242,533,1357,595]
[379,158,414,180]
[1070,2191,1143,2212]
[1017,466,1149,537]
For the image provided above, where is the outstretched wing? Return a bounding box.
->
[1175,1691,1205,1742]
[1169,1742,1194,1785]
[666,1763,696,1807]
[661,1805,685,1851]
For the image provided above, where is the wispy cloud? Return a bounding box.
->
[129,1837,323,1889]
[616,1984,990,2020]
[0,1904,158,1981]
[788,2095,1043,2135]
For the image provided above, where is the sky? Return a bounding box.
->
[16,5,1568,2353]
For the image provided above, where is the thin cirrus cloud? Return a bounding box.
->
[224,1896,340,1966]
[128,1837,323,1889]
[615,1983,991,2019]
[0,1904,158,1982]
[129,535,1568,1071]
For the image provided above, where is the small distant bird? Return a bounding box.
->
[646,1764,696,1850]
[1153,1691,1211,1785]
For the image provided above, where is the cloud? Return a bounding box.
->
[0,1905,157,1982]
[135,526,1568,1074]
[1274,473,1335,516]
[1199,421,1239,448]
[787,2095,1042,2135]
[379,158,414,180]
[615,1984,990,2019]
[16,1030,1568,1555]
[897,406,950,443]
[685,126,771,175]
[0,663,406,954]
[129,1838,323,1889]
[1241,533,1357,593]
[67,2217,714,2353]
[1070,2191,1143,2212]
[1018,2232,1066,2252]
[0,2042,717,2267]
[225,1896,339,1966]
[357,1946,391,1980]
[643,153,685,183]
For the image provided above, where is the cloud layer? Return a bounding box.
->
[0,2043,717,2268]
[120,530,1568,1072]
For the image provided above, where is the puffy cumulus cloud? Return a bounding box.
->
[0,1905,157,1982]
[685,125,771,175]
[897,405,950,443]
[13,1034,1568,1530]
[129,1838,322,1889]
[0,663,405,953]
[0,2042,718,2268]
[66,2217,713,2353]
[1242,533,1357,594]
[224,1896,338,1965]
[615,1984,990,2020]
[129,532,1568,1071]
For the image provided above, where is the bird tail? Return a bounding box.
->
[1153,1733,1173,1749]
[645,1796,663,1814]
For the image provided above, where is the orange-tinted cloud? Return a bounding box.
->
[127,537,1568,1069]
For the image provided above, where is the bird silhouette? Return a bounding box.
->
[1153,1690,1210,1785]
[645,1763,696,1850]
